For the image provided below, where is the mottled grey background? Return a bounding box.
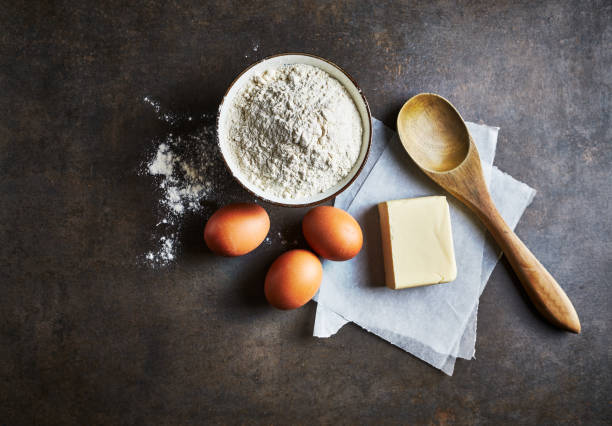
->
[1,1,611,424]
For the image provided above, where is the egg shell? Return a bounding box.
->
[204,203,270,256]
[302,206,363,261]
[264,249,322,310]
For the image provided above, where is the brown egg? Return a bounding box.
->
[204,203,270,256]
[264,249,322,310]
[302,206,363,261]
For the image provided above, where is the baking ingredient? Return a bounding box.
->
[141,96,233,267]
[378,196,456,289]
[225,63,363,200]
[148,141,214,214]
[302,206,363,261]
[265,249,323,310]
[204,203,270,256]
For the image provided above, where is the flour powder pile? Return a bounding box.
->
[226,64,363,199]
[141,97,227,267]
[143,127,217,266]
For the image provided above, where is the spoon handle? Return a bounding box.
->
[477,203,581,333]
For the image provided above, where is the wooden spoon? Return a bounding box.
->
[397,93,580,333]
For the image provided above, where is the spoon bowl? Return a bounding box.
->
[397,93,580,333]
[398,94,469,172]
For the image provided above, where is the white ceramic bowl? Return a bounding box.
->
[216,53,372,207]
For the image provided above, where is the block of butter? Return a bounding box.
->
[378,196,457,289]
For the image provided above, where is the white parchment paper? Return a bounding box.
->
[313,119,536,375]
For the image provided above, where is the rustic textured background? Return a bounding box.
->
[1,1,611,424]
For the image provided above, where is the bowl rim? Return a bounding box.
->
[216,52,373,208]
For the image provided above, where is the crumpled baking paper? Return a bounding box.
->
[313,118,536,375]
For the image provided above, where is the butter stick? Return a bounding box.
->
[378,196,457,289]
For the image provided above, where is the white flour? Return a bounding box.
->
[226,64,363,199]
[148,139,213,214]
[141,97,222,266]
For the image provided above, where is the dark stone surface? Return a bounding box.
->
[1,1,611,424]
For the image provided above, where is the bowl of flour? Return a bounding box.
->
[217,53,372,206]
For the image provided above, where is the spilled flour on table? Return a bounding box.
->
[140,96,226,267]
[147,133,214,215]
